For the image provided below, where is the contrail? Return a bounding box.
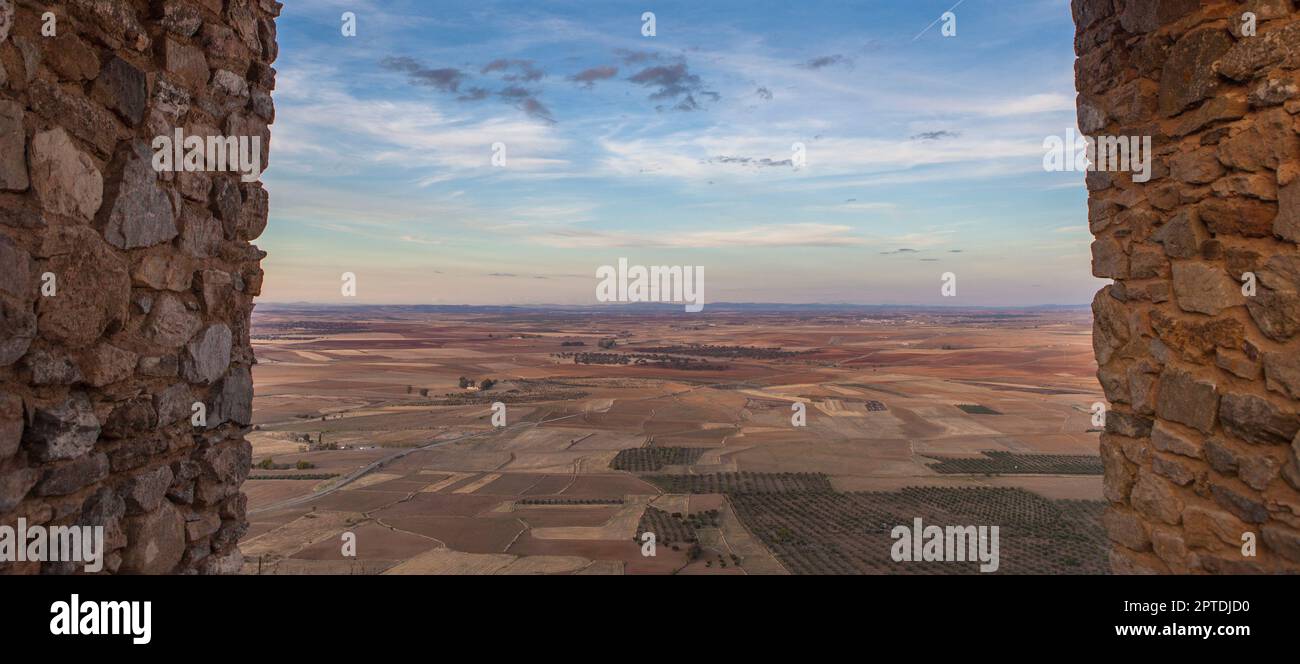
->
[912,0,967,42]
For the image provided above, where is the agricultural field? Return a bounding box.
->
[241,304,1107,574]
[729,484,1109,574]
[610,447,707,471]
[923,451,1104,475]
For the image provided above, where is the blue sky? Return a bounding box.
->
[259,0,1100,306]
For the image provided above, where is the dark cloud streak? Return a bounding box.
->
[380,56,466,92]
[615,48,660,64]
[382,55,554,123]
[568,66,619,88]
[910,130,960,141]
[627,62,718,110]
[457,87,489,101]
[708,155,793,168]
[799,54,851,70]
[517,97,554,123]
[481,59,546,82]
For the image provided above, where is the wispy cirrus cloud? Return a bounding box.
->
[596,130,1045,181]
[974,92,1074,117]
[531,223,864,249]
[269,64,571,183]
[262,1,1100,306]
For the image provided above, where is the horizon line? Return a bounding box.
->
[255,301,1093,309]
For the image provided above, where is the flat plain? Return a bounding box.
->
[241,304,1107,575]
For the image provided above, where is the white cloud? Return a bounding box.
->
[273,65,571,177]
[975,93,1075,117]
[807,201,898,213]
[531,223,865,248]
[597,131,1046,182]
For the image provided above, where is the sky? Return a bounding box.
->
[258,0,1101,307]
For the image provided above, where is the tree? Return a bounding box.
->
[479,378,496,391]
[458,376,473,389]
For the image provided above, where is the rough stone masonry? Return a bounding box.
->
[1076,0,1300,572]
[0,0,278,573]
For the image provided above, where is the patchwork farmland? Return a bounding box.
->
[242,305,1106,574]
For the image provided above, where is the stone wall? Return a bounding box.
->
[0,0,277,573]
[1076,0,1300,572]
